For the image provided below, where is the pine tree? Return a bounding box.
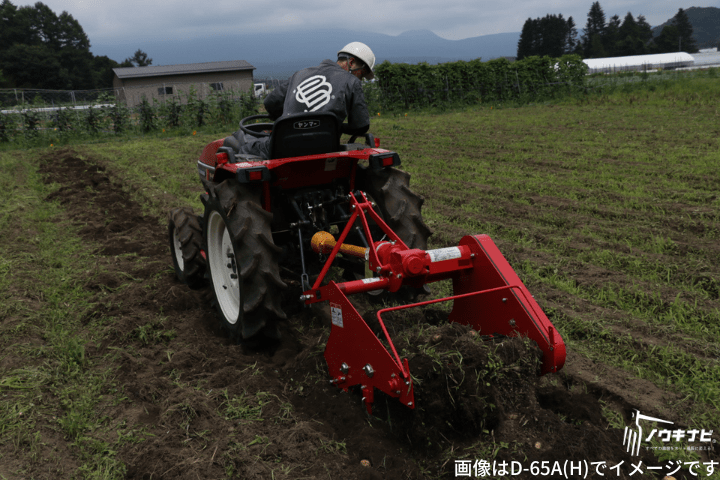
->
[539,14,564,57]
[565,16,578,54]
[517,18,537,59]
[582,1,607,58]
[672,8,697,53]
[516,14,578,59]
[588,35,607,58]
[651,9,698,54]
[616,12,647,56]
[653,25,680,53]
[636,15,653,44]
[124,49,153,67]
[618,12,637,40]
[603,14,621,56]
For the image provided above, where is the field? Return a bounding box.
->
[1,76,719,479]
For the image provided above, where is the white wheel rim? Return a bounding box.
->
[207,210,240,324]
[172,225,185,271]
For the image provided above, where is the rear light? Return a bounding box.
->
[368,152,401,170]
[216,152,229,165]
[237,166,269,183]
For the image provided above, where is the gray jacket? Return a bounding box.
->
[239,60,370,159]
[264,59,370,135]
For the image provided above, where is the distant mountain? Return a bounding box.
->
[396,30,443,39]
[651,6,720,48]
[91,29,520,78]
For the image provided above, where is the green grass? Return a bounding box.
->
[78,135,218,218]
[0,151,127,478]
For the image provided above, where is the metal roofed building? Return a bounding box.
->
[583,52,695,74]
[112,60,255,107]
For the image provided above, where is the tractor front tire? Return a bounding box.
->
[168,207,206,290]
[202,179,287,342]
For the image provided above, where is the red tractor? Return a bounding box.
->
[169,112,566,414]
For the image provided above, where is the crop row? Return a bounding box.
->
[0,87,258,146]
[364,55,588,111]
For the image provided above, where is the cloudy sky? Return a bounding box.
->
[14,0,719,43]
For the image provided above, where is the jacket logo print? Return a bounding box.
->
[295,75,333,112]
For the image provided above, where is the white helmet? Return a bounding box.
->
[338,42,375,80]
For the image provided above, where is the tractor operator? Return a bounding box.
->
[227,42,375,159]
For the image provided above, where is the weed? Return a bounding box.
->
[219,389,269,422]
[130,318,176,345]
[600,403,624,429]
[318,439,347,455]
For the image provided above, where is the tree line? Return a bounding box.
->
[0,0,150,90]
[517,2,698,60]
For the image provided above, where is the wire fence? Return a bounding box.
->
[0,88,115,111]
[0,79,260,110]
[0,82,259,146]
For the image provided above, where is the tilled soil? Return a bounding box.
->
[29,148,715,479]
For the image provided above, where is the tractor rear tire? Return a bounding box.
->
[357,166,432,252]
[355,166,433,298]
[168,207,206,290]
[202,179,287,343]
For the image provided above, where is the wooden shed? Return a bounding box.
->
[112,60,255,107]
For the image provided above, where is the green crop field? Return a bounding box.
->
[1,71,719,479]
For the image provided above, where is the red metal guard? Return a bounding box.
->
[322,283,414,415]
[303,193,566,414]
[448,235,565,375]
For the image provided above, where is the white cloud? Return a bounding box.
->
[12,0,713,43]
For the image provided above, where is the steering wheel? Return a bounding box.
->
[239,114,274,137]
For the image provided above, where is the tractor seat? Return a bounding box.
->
[268,112,340,160]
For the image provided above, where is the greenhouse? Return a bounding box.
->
[583,52,695,73]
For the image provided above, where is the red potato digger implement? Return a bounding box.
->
[168,112,566,414]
